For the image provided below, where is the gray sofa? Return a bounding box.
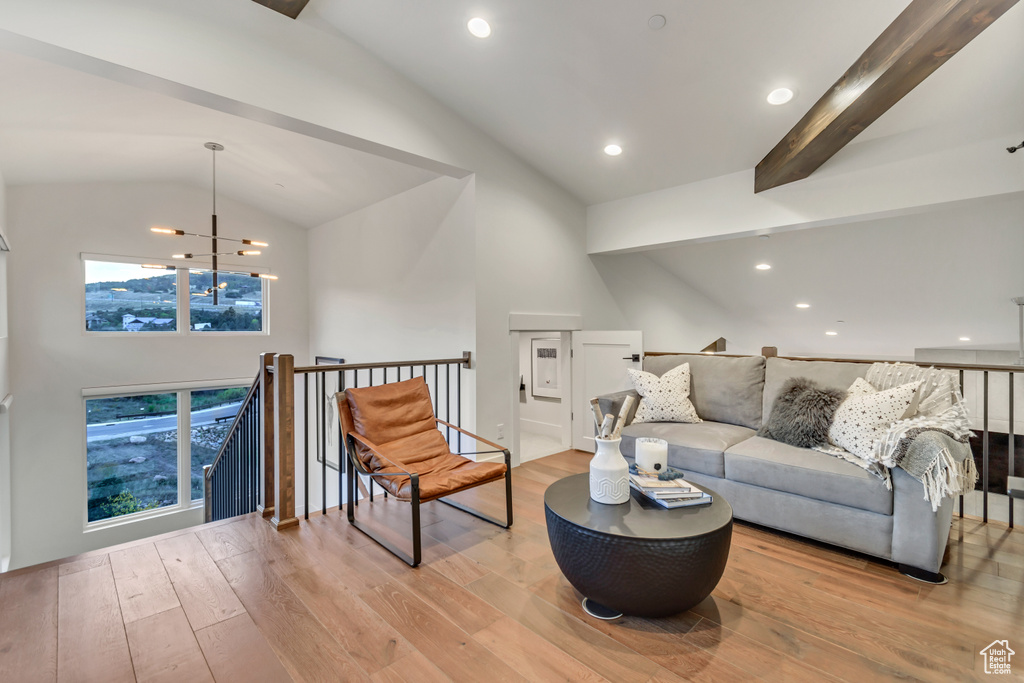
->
[598,354,956,582]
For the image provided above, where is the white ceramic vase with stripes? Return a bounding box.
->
[590,437,629,504]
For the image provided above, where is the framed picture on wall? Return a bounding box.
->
[531,338,561,399]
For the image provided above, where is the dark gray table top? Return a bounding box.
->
[544,473,732,540]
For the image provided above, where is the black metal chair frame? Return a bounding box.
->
[345,418,513,567]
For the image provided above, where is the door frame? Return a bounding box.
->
[508,314,582,467]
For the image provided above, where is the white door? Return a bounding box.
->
[571,331,643,452]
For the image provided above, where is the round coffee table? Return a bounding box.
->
[544,472,732,619]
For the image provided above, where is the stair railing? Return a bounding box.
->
[202,361,264,523]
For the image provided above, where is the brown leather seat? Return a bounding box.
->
[337,376,512,566]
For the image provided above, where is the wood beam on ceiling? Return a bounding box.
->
[754,0,1019,194]
[251,0,310,20]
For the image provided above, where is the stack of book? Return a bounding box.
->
[628,470,712,509]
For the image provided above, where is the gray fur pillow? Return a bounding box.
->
[758,378,846,448]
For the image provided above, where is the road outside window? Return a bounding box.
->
[190,388,245,500]
[86,393,179,522]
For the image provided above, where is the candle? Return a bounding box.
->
[635,437,668,473]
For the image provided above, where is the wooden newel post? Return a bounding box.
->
[271,353,299,530]
[256,352,276,519]
[203,464,213,524]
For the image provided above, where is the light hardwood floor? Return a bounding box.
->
[1,450,1022,682]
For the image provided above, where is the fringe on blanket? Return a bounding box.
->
[919,448,978,512]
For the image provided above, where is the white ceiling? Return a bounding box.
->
[0,50,442,229]
[308,0,1024,205]
[643,194,1024,358]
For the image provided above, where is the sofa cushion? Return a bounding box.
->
[643,354,765,430]
[724,436,892,515]
[621,421,755,478]
[763,357,868,424]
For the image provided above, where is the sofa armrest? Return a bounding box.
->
[890,467,954,574]
[596,389,640,429]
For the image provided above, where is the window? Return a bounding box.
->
[84,261,177,332]
[86,393,179,522]
[188,269,264,332]
[84,257,269,334]
[86,383,248,524]
[189,387,245,500]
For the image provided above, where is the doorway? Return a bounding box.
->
[517,331,569,463]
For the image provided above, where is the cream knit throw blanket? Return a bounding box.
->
[817,363,977,511]
[866,363,977,511]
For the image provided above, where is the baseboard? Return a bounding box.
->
[520,419,561,440]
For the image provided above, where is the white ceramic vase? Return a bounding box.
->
[590,437,630,504]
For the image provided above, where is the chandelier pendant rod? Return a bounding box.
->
[206,142,224,307]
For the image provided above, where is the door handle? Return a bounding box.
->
[622,354,640,363]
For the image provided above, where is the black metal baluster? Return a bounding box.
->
[983,371,989,523]
[1009,375,1016,528]
[304,373,309,521]
[457,361,462,453]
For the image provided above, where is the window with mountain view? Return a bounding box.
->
[84,261,177,332]
[188,269,263,332]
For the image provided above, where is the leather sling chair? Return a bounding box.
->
[337,376,512,567]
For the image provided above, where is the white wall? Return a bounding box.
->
[305,176,475,512]
[0,0,628,451]
[6,181,309,569]
[0,166,9,570]
[591,252,773,356]
[518,332,563,438]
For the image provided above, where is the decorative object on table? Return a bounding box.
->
[590,437,630,504]
[628,468,710,508]
[531,338,561,398]
[147,142,276,296]
[627,363,701,424]
[634,436,668,472]
[588,395,636,504]
[757,377,846,448]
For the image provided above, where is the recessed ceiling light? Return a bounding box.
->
[959,336,971,341]
[767,88,794,105]
[825,331,838,336]
[648,15,667,30]
[755,263,771,270]
[604,144,622,156]
[467,17,491,38]
[795,303,810,309]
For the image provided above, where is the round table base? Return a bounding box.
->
[581,598,622,620]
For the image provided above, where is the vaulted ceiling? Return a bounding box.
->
[308,0,1024,204]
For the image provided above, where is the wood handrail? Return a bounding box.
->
[644,351,1024,374]
[279,351,471,375]
[204,372,260,476]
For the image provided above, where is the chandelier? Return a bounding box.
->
[147,142,275,305]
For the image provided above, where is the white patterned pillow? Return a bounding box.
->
[829,380,921,460]
[627,363,701,424]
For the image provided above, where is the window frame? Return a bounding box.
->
[81,253,270,337]
[83,377,251,531]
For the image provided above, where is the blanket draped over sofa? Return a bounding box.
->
[818,362,977,511]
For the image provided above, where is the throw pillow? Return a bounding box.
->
[757,377,846,448]
[628,363,701,424]
[847,376,919,420]
[828,380,921,460]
